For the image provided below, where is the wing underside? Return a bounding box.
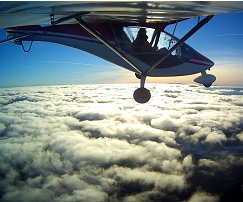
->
[1,1,243,28]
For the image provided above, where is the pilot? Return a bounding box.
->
[132,28,152,53]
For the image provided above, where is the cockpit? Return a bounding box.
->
[112,26,196,69]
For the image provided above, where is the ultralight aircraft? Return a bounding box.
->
[1,1,243,103]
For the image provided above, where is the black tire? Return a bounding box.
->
[133,87,151,103]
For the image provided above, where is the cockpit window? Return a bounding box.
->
[113,25,196,69]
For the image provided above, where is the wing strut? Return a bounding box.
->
[146,15,214,74]
[75,17,142,74]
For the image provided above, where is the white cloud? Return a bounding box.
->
[2,187,54,202]
[66,189,108,202]
[184,191,219,202]
[0,84,243,201]
[107,165,186,192]
[236,131,243,142]
[0,122,6,134]
[203,131,227,145]
[151,115,180,131]
[198,158,220,169]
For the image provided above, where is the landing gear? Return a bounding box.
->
[133,73,151,104]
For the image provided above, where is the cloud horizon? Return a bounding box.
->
[0,84,243,202]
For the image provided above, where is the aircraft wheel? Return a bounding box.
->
[204,83,212,87]
[133,87,151,104]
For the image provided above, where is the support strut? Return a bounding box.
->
[75,17,142,74]
[146,15,214,74]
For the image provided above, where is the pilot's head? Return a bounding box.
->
[138,28,148,40]
[138,28,146,35]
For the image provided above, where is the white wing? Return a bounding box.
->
[1,1,243,28]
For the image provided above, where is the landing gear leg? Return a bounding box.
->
[133,73,151,104]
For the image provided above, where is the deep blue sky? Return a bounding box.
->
[0,12,243,87]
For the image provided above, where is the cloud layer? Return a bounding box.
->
[0,84,243,201]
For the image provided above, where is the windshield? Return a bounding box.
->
[113,26,196,68]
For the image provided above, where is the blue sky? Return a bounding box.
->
[0,11,243,87]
